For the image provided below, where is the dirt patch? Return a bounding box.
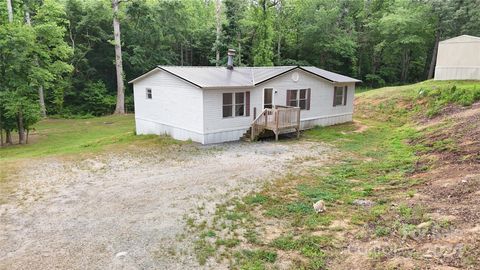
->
[0,141,331,269]
[330,103,480,270]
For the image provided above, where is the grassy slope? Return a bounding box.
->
[187,80,480,269]
[0,114,179,162]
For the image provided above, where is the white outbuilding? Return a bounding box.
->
[434,35,480,80]
[129,51,361,144]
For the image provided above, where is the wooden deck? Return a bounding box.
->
[250,106,301,141]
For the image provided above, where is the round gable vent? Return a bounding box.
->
[291,72,299,82]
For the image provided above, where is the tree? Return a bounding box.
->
[25,0,74,117]
[374,2,432,83]
[6,0,13,22]
[0,23,37,144]
[112,0,125,114]
[214,0,222,66]
[249,0,279,66]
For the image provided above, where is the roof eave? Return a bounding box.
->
[253,66,299,86]
[202,85,254,90]
[156,66,203,88]
[128,67,161,84]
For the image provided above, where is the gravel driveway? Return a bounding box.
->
[0,141,330,269]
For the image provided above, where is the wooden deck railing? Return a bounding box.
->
[250,106,301,141]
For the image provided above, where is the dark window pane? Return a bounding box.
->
[235,92,244,104]
[334,96,343,106]
[299,100,306,109]
[264,104,272,109]
[291,90,298,100]
[300,89,306,99]
[223,105,232,117]
[146,89,152,99]
[264,88,272,107]
[235,105,244,116]
[289,100,298,107]
[223,93,232,105]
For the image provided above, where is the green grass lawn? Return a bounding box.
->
[0,114,179,162]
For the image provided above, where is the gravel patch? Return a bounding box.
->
[0,140,331,269]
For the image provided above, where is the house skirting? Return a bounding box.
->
[135,118,205,144]
[434,67,480,80]
[135,113,353,145]
[300,113,353,130]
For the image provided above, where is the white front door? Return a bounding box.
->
[263,88,273,109]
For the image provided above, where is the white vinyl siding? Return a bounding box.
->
[133,70,204,142]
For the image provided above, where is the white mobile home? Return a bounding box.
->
[129,54,360,144]
[434,35,480,80]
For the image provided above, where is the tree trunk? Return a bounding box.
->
[428,30,440,79]
[6,130,12,145]
[25,9,31,25]
[25,8,47,118]
[180,44,184,66]
[0,113,3,147]
[238,40,242,66]
[277,34,281,65]
[6,0,13,23]
[18,111,26,145]
[401,49,410,83]
[215,0,221,66]
[38,85,47,117]
[26,129,29,144]
[112,0,125,114]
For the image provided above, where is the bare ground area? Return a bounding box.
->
[332,104,480,270]
[0,141,331,270]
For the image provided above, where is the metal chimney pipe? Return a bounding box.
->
[227,49,236,70]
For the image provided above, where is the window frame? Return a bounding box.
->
[298,89,308,110]
[235,92,245,117]
[333,86,347,107]
[146,88,152,99]
[287,89,309,110]
[222,91,247,118]
[288,89,298,107]
[222,93,233,118]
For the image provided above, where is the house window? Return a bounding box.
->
[288,90,298,107]
[333,86,347,106]
[235,92,245,116]
[223,93,233,117]
[146,88,152,99]
[287,89,310,110]
[223,92,249,118]
[299,89,307,110]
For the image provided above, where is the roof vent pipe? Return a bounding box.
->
[227,49,236,70]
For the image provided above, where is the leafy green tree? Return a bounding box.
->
[249,0,278,66]
[28,0,74,116]
[0,23,38,144]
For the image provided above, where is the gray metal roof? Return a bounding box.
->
[300,66,362,83]
[129,65,360,87]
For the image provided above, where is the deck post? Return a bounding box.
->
[275,131,278,141]
[264,111,267,127]
[296,108,301,139]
